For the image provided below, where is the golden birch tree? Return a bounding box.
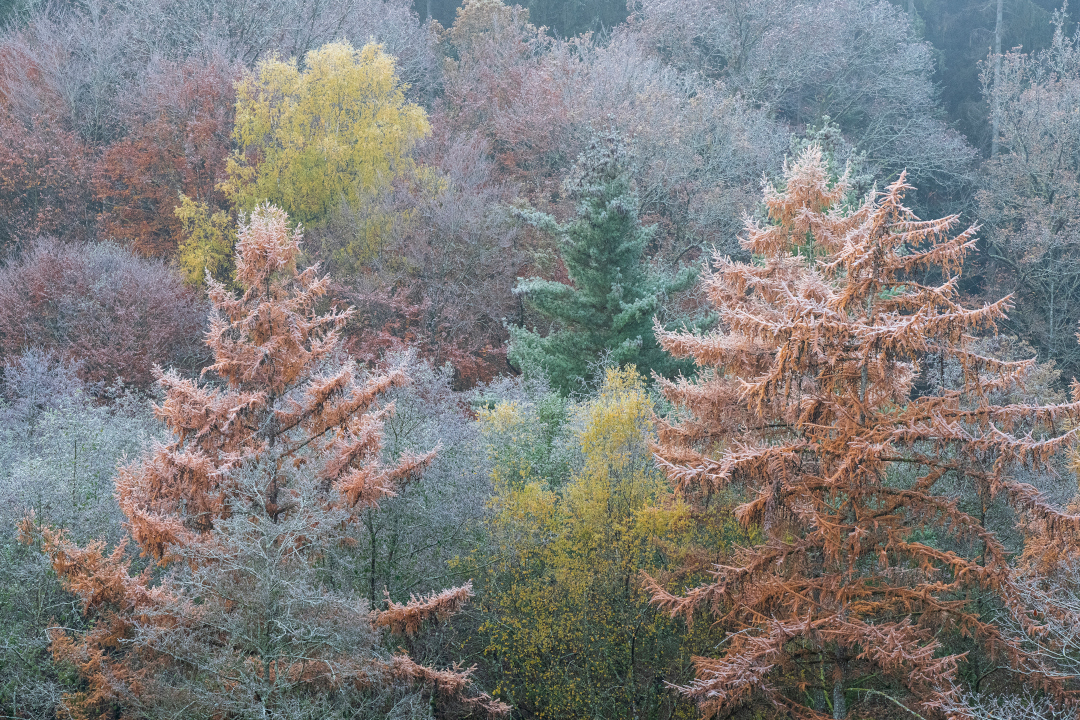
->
[223,42,429,228]
[478,368,729,719]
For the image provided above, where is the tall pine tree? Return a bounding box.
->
[508,137,698,394]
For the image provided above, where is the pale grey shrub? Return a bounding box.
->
[0,350,160,719]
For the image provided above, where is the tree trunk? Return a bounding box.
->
[832,680,847,719]
[833,648,848,719]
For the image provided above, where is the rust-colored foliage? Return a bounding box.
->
[0,113,92,247]
[32,205,507,719]
[343,284,508,388]
[0,238,207,390]
[339,132,520,388]
[647,146,1080,718]
[0,40,93,247]
[93,56,236,257]
[0,28,96,247]
[377,583,475,636]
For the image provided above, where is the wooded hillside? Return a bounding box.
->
[2,1,1080,719]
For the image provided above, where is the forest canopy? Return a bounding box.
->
[3,1,1080,719]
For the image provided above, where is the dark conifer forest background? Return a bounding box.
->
[4,1,1080,719]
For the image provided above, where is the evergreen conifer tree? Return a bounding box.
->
[508,137,698,394]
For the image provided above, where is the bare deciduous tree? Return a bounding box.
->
[979,10,1080,379]
[627,0,975,198]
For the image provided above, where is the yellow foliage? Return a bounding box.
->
[174,194,235,288]
[223,42,429,234]
[329,195,402,271]
[477,368,706,719]
[480,391,570,489]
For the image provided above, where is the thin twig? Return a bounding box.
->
[848,688,927,720]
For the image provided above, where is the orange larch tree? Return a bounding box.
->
[647,146,1080,719]
[27,205,507,720]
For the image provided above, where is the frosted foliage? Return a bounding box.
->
[949,694,1074,720]
[139,0,439,87]
[344,352,493,605]
[122,462,387,720]
[0,0,436,147]
[0,239,208,390]
[31,205,507,719]
[581,34,787,256]
[437,4,786,263]
[978,16,1080,377]
[0,350,158,720]
[0,350,156,544]
[628,0,974,190]
[1008,566,1080,677]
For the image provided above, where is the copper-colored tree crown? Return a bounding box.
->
[648,146,1080,719]
[29,204,507,719]
[116,204,430,552]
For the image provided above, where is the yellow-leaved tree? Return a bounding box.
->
[224,41,429,260]
[174,193,236,288]
[474,368,730,719]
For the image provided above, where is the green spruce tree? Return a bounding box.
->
[509,137,698,394]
